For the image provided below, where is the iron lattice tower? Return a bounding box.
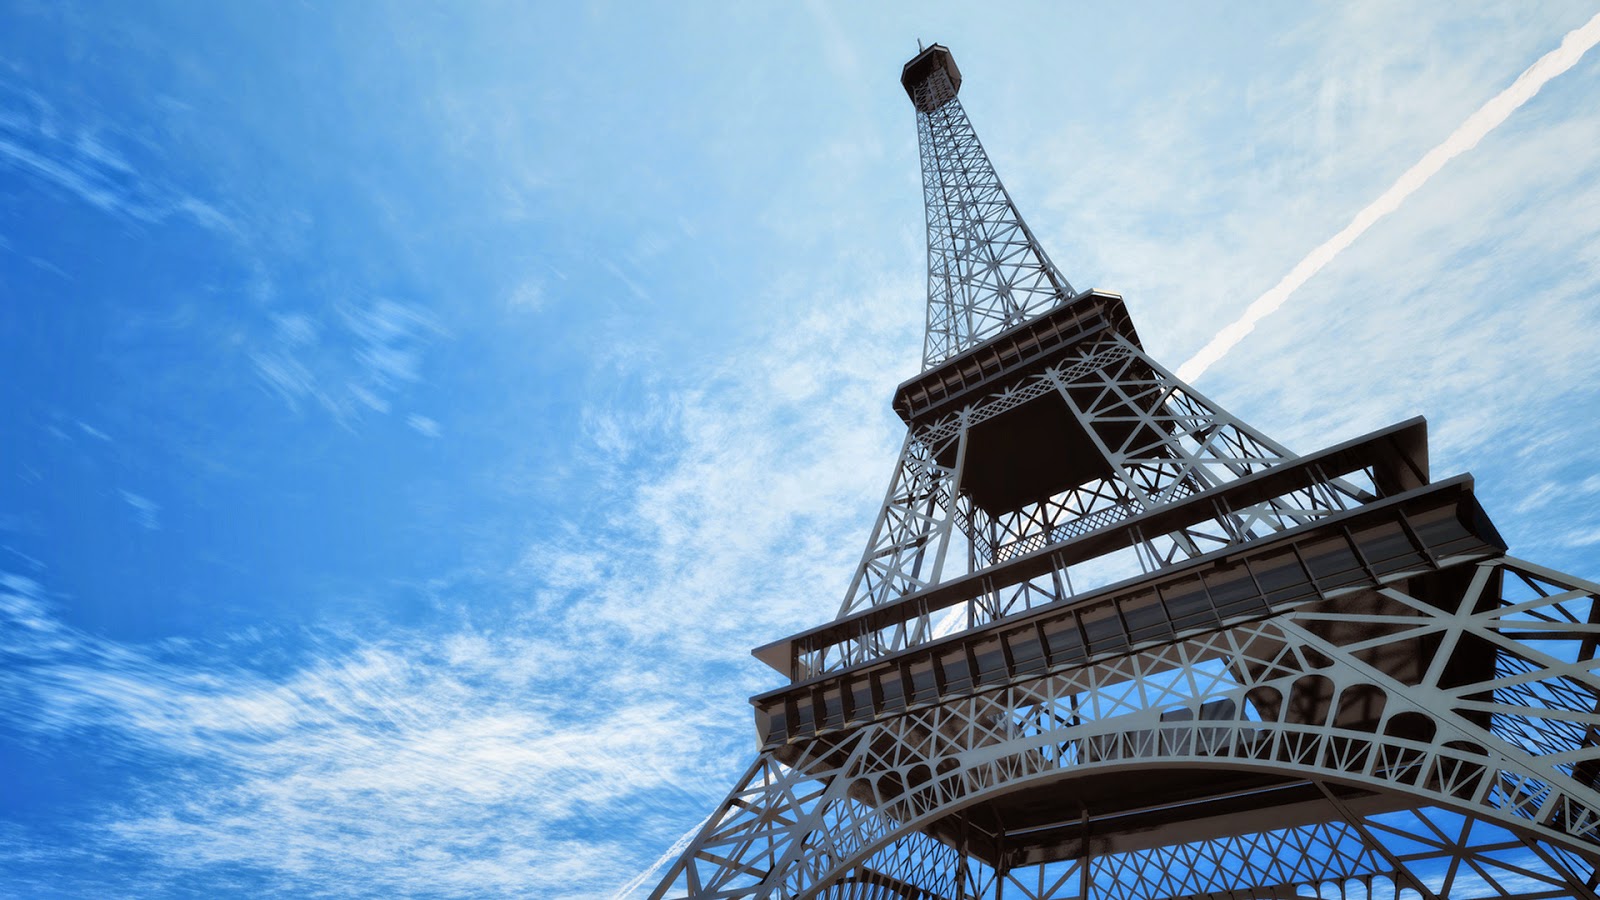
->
[652,44,1600,900]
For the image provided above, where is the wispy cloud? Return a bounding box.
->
[507,278,546,312]
[1559,526,1600,548]
[118,491,161,531]
[0,81,235,234]
[608,813,711,900]
[406,414,441,438]
[0,569,739,897]
[76,421,111,442]
[1177,10,1600,381]
[602,259,650,302]
[249,298,443,425]
[1,72,443,436]
[0,254,920,896]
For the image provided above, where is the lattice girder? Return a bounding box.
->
[652,42,1600,900]
[656,558,1600,899]
[821,452,1428,686]
[836,333,1376,623]
[914,60,1073,370]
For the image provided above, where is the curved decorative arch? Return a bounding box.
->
[655,559,1600,900]
[801,743,1595,899]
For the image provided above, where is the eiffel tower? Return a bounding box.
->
[650,44,1600,900]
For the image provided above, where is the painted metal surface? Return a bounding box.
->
[651,43,1600,899]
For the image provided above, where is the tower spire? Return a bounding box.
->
[904,43,1076,370]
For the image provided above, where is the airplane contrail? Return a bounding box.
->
[1176,11,1600,383]
[609,813,711,900]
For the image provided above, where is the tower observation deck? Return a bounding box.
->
[650,43,1600,900]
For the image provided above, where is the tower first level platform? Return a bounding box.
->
[748,288,1511,870]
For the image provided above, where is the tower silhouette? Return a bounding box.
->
[651,44,1600,900]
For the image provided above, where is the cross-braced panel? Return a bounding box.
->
[1042,336,1362,526]
[913,66,1074,371]
[836,430,967,619]
[656,558,1600,899]
[660,39,1597,900]
[971,335,1369,576]
[973,807,1595,899]
[834,332,1374,624]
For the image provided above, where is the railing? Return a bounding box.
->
[758,476,1502,745]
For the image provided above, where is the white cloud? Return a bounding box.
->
[272,312,319,347]
[0,571,743,898]
[0,248,923,896]
[1559,527,1600,548]
[407,414,441,438]
[76,421,111,441]
[118,491,161,531]
[0,79,235,233]
[507,278,545,312]
[602,259,650,302]
[250,298,442,426]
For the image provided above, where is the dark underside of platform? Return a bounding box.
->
[919,770,1386,869]
[779,562,1500,869]
[925,566,1497,869]
[942,390,1122,514]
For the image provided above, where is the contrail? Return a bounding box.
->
[1177,11,1600,383]
[609,813,711,900]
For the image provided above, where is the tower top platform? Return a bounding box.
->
[901,43,961,109]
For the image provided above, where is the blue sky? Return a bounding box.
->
[3,2,1600,897]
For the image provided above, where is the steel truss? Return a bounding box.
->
[915,57,1074,370]
[835,331,1370,622]
[649,43,1600,900]
[655,558,1600,898]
